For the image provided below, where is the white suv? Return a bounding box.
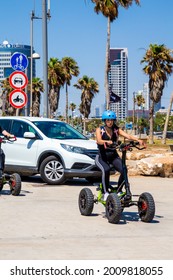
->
[0,117,101,185]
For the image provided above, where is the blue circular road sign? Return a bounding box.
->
[10,52,28,71]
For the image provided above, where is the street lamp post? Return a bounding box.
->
[30,10,41,117]
[28,53,40,116]
[42,0,51,118]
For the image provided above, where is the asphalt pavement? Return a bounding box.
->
[0,175,173,260]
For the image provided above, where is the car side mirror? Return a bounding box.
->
[23,132,36,139]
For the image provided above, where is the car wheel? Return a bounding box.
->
[40,156,66,185]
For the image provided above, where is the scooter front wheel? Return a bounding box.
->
[138,192,155,222]
[9,173,22,196]
[106,193,122,224]
[78,188,94,216]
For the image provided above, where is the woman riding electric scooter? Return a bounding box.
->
[95,110,145,201]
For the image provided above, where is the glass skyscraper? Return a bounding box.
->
[109,48,128,121]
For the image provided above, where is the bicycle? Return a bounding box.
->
[0,136,22,196]
[78,141,155,224]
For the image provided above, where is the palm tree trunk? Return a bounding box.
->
[162,92,173,144]
[56,86,60,111]
[65,83,68,123]
[83,118,86,135]
[105,16,111,110]
[149,100,154,144]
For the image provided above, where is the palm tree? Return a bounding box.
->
[74,75,99,134]
[141,44,173,144]
[31,77,44,117]
[135,94,145,108]
[69,102,76,117]
[69,102,76,126]
[48,57,65,117]
[91,0,140,109]
[61,57,79,123]
[134,93,145,133]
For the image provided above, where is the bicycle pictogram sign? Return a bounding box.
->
[10,52,28,71]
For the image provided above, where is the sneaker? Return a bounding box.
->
[103,192,109,201]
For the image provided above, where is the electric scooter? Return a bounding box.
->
[0,136,22,196]
[78,141,155,224]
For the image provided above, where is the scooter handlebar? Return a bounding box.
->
[8,136,17,142]
[111,140,146,151]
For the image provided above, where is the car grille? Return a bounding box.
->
[83,149,98,160]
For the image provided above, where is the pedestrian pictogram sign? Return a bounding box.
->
[9,71,28,90]
[9,89,28,109]
[10,52,28,71]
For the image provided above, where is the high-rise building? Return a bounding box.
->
[0,40,36,115]
[0,40,36,82]
[142,83,149,110]
[95,106,100,118]
[109,48,128,121]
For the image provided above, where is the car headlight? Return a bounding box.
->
[60,143,87,154]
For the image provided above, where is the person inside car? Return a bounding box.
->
[95,110,145,201]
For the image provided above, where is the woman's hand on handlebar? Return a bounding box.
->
[106,140,113,146]
[6,135,17,141]
[9,134,15,138]
[138,139,146,147]
[6,134,15,139]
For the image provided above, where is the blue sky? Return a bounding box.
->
[1,0,173,116]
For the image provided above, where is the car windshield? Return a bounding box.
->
[32,121,88,140]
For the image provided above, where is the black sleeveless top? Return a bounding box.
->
[97,124,119,161]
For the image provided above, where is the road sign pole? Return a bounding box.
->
[25,67,28,116]
[42,0,49,118]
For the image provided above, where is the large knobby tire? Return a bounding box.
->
[106,193,122,224]
[40,156,66,185]
[9,173,22,196]
[78,188,94,216]
[138,192,155,222]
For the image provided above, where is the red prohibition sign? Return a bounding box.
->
[9,71,28,89]
[9,89,28,109]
